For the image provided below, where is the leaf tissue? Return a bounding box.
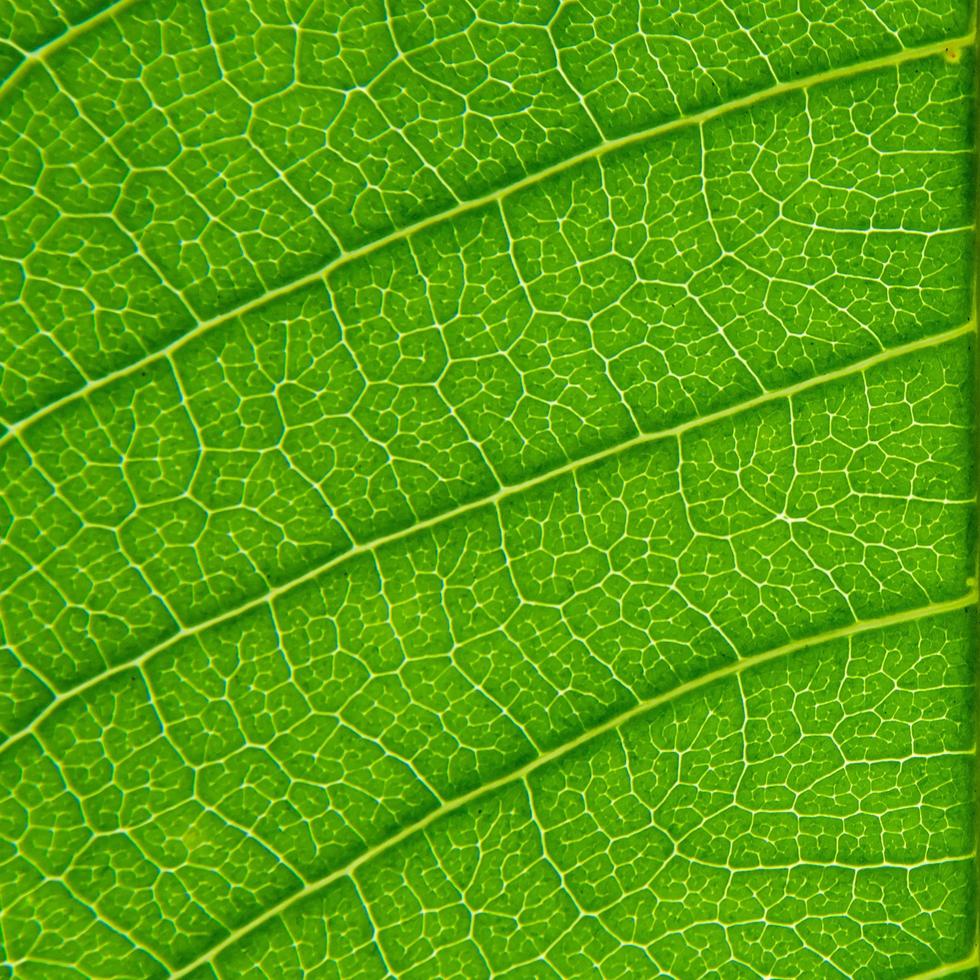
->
[0,0,977,977]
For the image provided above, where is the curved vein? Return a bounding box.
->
[3,318,973,755]
[0,321,976,751]
[166,589,978,980]
[905,951,980,979]
[0,30,971,447]
[0,0,142,101]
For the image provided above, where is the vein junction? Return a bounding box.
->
[0,4,976,977]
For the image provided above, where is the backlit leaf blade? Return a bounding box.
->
[0,2,976,977]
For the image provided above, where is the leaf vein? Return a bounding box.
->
[166,590,978,980]
[4,319,973,753]
[1,31,971,441]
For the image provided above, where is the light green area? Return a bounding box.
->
[0,1,976,977]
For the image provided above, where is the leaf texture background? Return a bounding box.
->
[0,1,978,977]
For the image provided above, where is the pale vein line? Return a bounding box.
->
[3,318,973,756]
[0,0,142,102]
[167,589,979,980]
[905,950,980,979]
[972,17,980,976]
[1,33,976,980]
[2,22,976,971]
[0,30,972,446]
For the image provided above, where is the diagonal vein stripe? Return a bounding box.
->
[0,30,972,446]
[167,590,978,980]
[3,318,973,753]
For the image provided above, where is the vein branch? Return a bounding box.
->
[904,949,980,979]
[4,318,972,754]
[0,0,143,101]
[0,30,972,445]
[166,590,979,980]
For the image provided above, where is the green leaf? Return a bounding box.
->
[0,1,976,977]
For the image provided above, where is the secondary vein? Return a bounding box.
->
[904,949,980,979]
[166,589,978,980]
[2,318,973,754]
[0,0,143,102]
[0,30,972,448]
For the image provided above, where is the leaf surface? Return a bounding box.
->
[0,1,977,977]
